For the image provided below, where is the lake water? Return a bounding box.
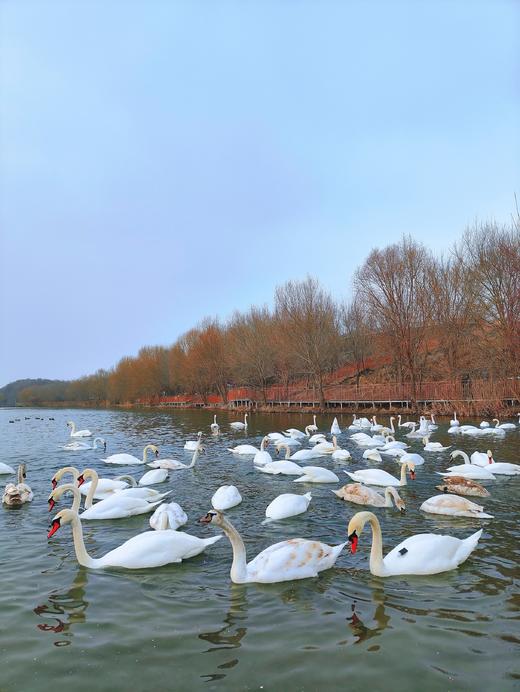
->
[1,407,519,691]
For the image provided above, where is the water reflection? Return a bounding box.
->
[33,568,89,647]
[199,584,248,682]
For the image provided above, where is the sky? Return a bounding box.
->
[1,0,519,386]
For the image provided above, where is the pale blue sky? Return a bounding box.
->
[1,0,518,385]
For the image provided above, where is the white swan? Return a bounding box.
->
[228,443,260,455]
[281,443,321,461]
[149,502,187,530]
[396,452,425,467]
[267,432,287,442]
[492,417,516,430]
[308,433,327,444]
[48,509,221,569]
[422,436,450,452]
[405,423,427,439]
[211,485,242,511]
[78,467,171,502]
[331,417,342,435]
[138,468,169,486]
[285,428,306,439]
[420,494,493,519]
[450,412,460,427]
[293,466,339,484]
[48,482,163,520]
[470,450,520,475]
[0,462,15,475]
[230,413,248,431]
[379,436,408,450]
[442,451,496,480]
[257,459,304,476]
[312,435,339,455]
[253,437,272,467]
[435,476,490,498]
[210,415,220,434]
[346,511,482,576]
[199,510,346,584]
[332,448,352,461]
[147,440,204,470]
[397,415,416,429]
[479,420,490,429]
[185,432,204,450]
[345,461,416,487]
[363,449,382,462]
[333,484,405,511]
[102,444,159,466]
[67,421,92,438]
[62,437,106,452]
[264,492,312,521]
[306,415,318,433]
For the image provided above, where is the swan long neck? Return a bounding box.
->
[187,446,200,468]
[389,418,395,433]
[384,487,399,508]
[399,463,408,485]
[54,484,82,513]
[69,512,96,568]
[92,437,104,449]
[82,469,99,509]
[115,474,137,487]
[358,512,385,577]
[143,445,156,463]
[69,422,76,435]
[453,450,471,465]
[55,466,80,484]
[218,515,248,583]
[17,465,25,484]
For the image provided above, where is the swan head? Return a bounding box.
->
[346,514,366,554]
[47,508,75,538]
[487,450,493,462]
[48,483,77,512]
[199,509,223,526]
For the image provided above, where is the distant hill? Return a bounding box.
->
[0,379,68,406]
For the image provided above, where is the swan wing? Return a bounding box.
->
[247,539,340,583]
[383,531,482,575]
[102,454,142,465]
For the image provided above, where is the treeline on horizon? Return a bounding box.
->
[17,220,520,408]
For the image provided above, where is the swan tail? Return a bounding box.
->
[304,492,312,501]
[203,535,223,547]
[458,529,483,563]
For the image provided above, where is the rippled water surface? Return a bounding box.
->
[1,407,519,691]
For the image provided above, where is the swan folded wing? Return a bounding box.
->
[384,534,476,575]
[99,531,214,568]
[247,539,334,583]
[81,495,161,520]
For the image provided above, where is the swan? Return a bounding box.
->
[149,502,188,530]
[479,420,490,429]
[48,509,221,569]
[285,428,306,439]
[332,448,352,461]
[211,485,242,511]
[346,511,482,576]
[348,414,362,431]
[380,446,407,458]
[281,443,322,462]
[264,492,312,521]
[0,462,15,475]
[138,468,169,486]
[312,436,339,455]
[62,437,106,452]
[492,417,516,430]
[470,450,520,475]
[443,450,496,479]
[345,461,416,487]
[230,413,248,431]
[428,414,438,431]
[306,415,318,433]
[293,466,339,483]
[147,441,203,471]
[210,415,220,434]
[351,433,383,448]
[420,494,493,519]
[435,476,490,497]
[267,432,287,442]
[331,417,342,435]
[405,423,427,439]
[397,415,416,429]
[363,449,382,462]
[450,412,460,427]
[48,482,163,520]
[67,421,92,438]
[53,466,132,498]
[396,452,425,467]
[3,464,33,506]
[253,437,272,467]
[458,425,481,436]
[102,444,159,465]
[185,432,204,450]
[199,509,346,584]
[369,416,385,433]
[308,434,327,445]
[228,443,260,455]
[77,468,171,502]
[277,436,302,448]
[257,458,304,476]
[333,484,405,511]
[379,436,408,450]
[422,437,450,452]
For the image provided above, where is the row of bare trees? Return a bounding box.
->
[18,220,520,407]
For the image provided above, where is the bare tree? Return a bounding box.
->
[340,299,373,387]
[354,236,434,405]
[274,276,341,407]
[458,222,520,375]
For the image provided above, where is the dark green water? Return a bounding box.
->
[1,408,519,691]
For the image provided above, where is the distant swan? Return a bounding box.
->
[230,413,248,431]
[67,421,92,438]
[102,444,159,465]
